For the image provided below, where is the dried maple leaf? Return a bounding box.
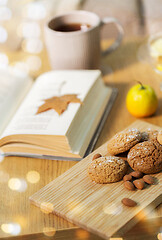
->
[36,94,82,115]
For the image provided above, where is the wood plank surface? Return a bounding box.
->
[30,120,162,239]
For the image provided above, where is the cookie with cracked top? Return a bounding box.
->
[127,140,162,174]
[88,156,128,184]
[107,128,142,155]
[157,131,162,145]
[141,129,159,142]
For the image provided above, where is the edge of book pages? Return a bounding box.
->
[2,88,118,161]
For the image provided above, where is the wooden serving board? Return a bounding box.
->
[30,120,162,239]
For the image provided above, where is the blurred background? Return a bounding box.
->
[0,0,162,77]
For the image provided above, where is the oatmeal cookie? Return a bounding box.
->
[88,156,128,184]
[107,128,142,155]
[127,140,162,174]
[157,131,162,145]
[141,129,159,142]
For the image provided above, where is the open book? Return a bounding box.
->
[0,68,117,160]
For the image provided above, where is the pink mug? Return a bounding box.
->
[45,10,124,70]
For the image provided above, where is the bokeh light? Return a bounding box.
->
[22,38,43,53]
[75,229,90,239]
[0,52,8,66]
[26,2,46,20]
[0,0,7,5]
[8,178,27,192]
[11,61,29,74]
[157,232,162,240]
[135,206,157,222]
[1,223,21,235]
[25,56,42,72]
[43,227,56,237]
[14,216,27,228]
[8,178,21,191]
[150,38,162,57]
[67,199,85,215]
[0,7,12,21]
[0,26,8,43]
[26,170,40,183]
[40,202,54,214]
[20,22,41,38]
[103,202,123,216]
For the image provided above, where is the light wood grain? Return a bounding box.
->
[30,120,162,240]
[0,37,162,239]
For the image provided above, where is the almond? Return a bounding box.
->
[121,198,137,207]
[143,175,154,185]
[92,153,102,160]
[130,171,143,178]
[123,174,132,181]
[133,179,145,190]
[124,181,135,191]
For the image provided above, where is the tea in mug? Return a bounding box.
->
[54,23,91,32]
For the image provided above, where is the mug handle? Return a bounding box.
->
[100,17,124,56]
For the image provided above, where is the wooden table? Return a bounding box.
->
[0,37,162,240]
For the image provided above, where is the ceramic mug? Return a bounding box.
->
[45,10,124,70]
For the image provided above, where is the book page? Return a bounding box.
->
[0,67,32,135]
[1,70,100,138]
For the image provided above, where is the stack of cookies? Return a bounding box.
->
[88,128,162,184]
